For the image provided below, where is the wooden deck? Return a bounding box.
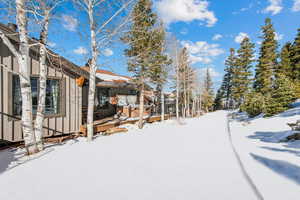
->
[80,114,172,136]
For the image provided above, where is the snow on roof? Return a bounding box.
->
[96,72,131,82]
[81,67,132,82]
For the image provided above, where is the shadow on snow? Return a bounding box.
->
[0,139,80,175]
[250,153,300,185]
[247,131,292,143]
[261,146,300,157]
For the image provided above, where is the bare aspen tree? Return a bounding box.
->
[33,0,63,151]
[167,35,180,119]
[178,47,189,118]
[175,43,179,119]
[74,0,134,140]
[0,0,37,154]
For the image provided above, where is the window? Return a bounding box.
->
[45,79,61,115]
[96,88,109,108]
[12,75,62,116]
[117,95,137,106]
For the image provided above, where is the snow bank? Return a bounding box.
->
[230,104,300,199]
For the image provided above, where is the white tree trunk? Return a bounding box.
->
[187,78,190,117]
[138,81,145,129]
[17,0,37,154]
[161,90,164,121]
[176,57,179,120]
[183,68,187,118]
[34,10,50,152]
[87,2,98,141]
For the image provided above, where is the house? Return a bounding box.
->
[0,22,162,143]
[0,23,93,142]
[81,66,153,121]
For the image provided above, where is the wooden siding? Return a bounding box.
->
[0,41,82,142]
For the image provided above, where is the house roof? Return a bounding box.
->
[0,23,93,80]
[81,66,137,89]
[81,66,132,82]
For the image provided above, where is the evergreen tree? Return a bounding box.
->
[202,68,214,112]
[223,48,236,109]
[231,37,255,106]
[265,73,295,117]
[150,24,172,116]
[291,28,300,80]
[213,88,224,111]
[276,42,293,79]
[121,0,158,128]
[254,18,278,94]
[240,91,266,118]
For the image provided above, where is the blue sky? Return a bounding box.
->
[1,0,300,89]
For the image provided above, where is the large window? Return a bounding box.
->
[96,88,109,108]
[13,75,62,116]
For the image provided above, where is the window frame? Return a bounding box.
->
[96,87,110,109]
[11,75,66,119]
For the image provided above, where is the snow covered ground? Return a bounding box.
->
[0,112,257,200]
[230,103,300,199]
[2,108,300,200]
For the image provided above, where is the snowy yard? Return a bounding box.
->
[0,112,256,200]
[1,110,300,199]
[230,104,300,200]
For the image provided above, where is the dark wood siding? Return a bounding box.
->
[0,41,82,142]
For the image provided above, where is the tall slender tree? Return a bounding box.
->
[0,0,37,154]
[177,47,189,117]
[149,24,172,120]
[223,48,236,108]
[232,37,255,106]
[202,68,214,112]
[75,0,134,140]
[122,0,159,128]
[254,18,278,95]
[34,0,63,152]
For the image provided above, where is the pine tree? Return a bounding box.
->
[223,48,236,109]
[213,88,224,111]
[202,68,214,112]
[240,91,266,118]
[231,37,255,106]
[150,24,172,119]
[291,28,300,80]
[265,73,296,117]
[254,18,278,95]
[122,0,158,128]
[276,42,293,79]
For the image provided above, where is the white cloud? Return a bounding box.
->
[292,0,300,12]
[103,48,113,57]
[198,67,221,78]
[234,32,249,43]
[263,0,283,15]
[62,15,78,32]
[47,41,56,48]
[156,0,217,27]
[212,34,223,41]
[232,3,254,14]
[73,46,88,55]
[274,32,284,40]
[181,40,224,64]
